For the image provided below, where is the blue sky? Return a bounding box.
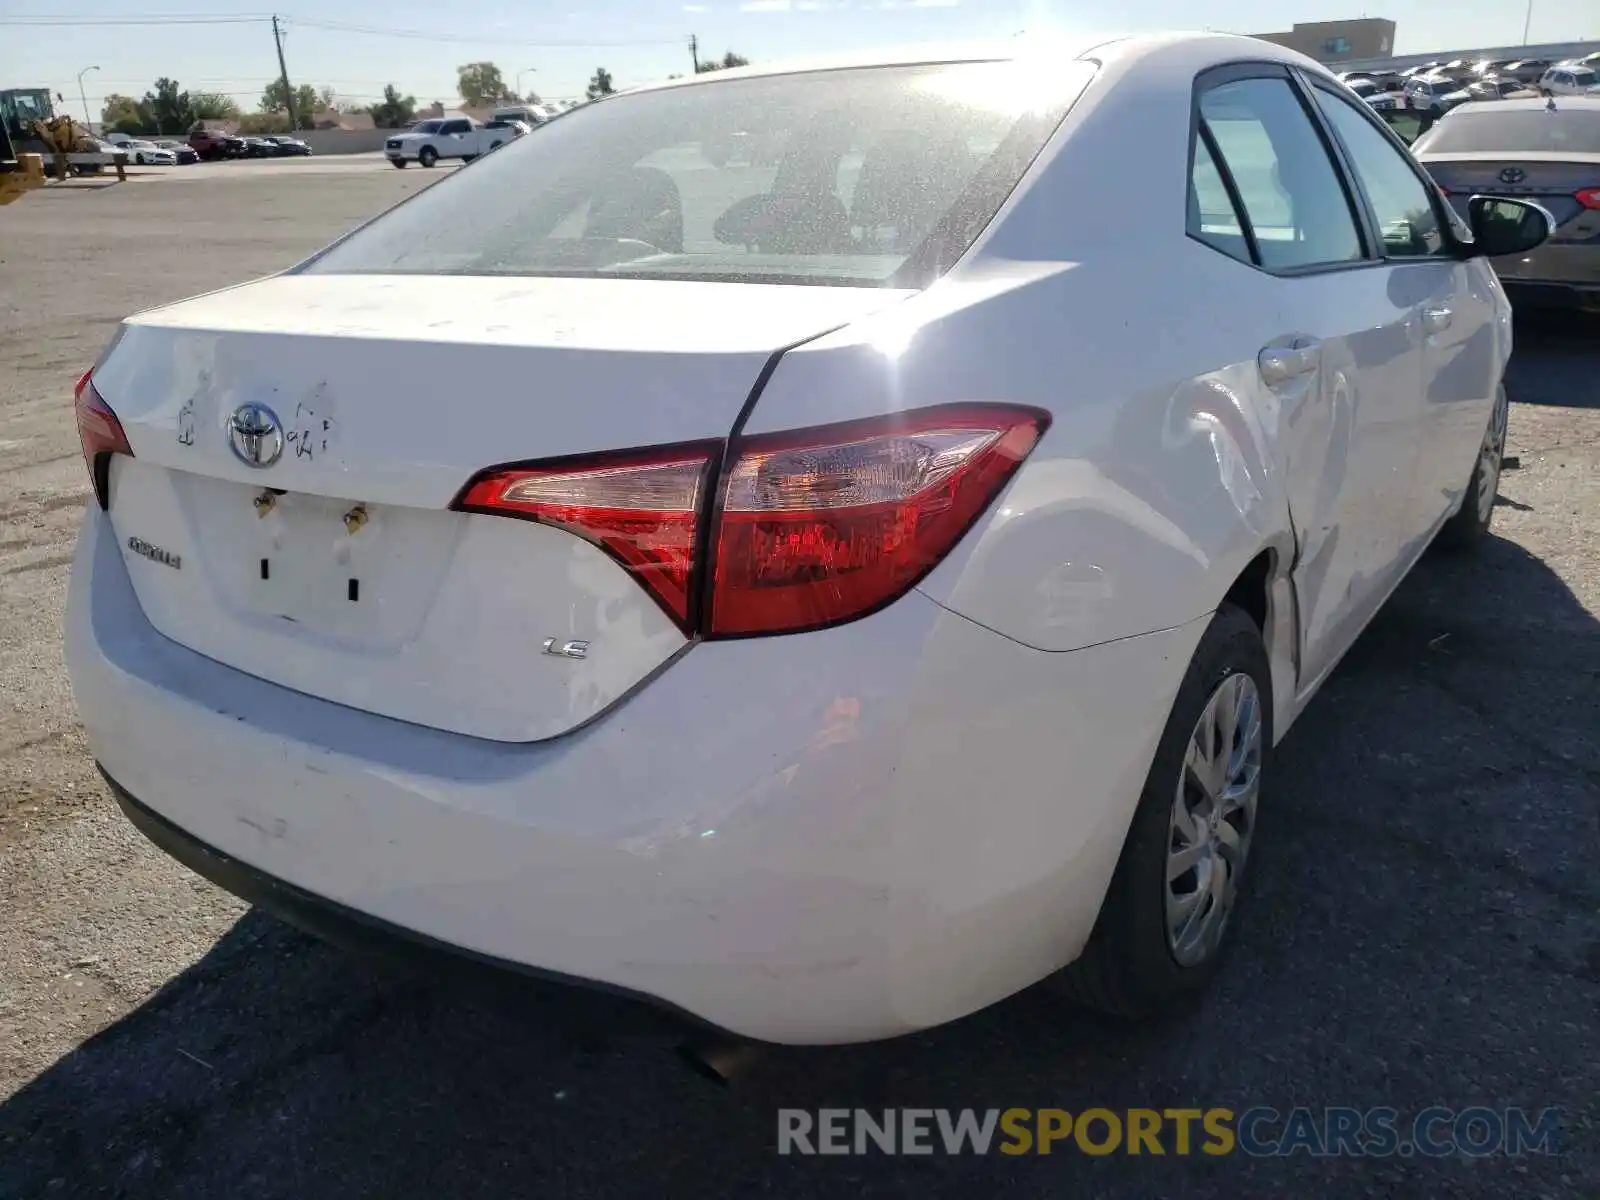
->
[8,1,1597,119]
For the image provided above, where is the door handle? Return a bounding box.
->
[1421,305,1453,334]
[1258,340,1321,386]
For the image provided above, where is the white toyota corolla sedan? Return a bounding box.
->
[66,33,1551,1044]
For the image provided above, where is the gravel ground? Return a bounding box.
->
[0,165,1596,1199]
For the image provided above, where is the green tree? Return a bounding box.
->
[586,67,615,101]
[100,93,150,133]
[189,92,241,121]
[141,77,194,135]
[457,62,513,107]
[368,84,418,129]
[695,51,749,73]
[259,79,318,128]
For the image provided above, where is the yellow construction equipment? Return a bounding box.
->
[0,115,45,204]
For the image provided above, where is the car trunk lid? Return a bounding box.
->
[1422,151,1600,227]
[94,273,910,742]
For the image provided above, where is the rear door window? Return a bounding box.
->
[1196,75,1365,271]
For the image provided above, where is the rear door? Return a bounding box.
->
[1305,79,1499,540]
[1193,65,1425,692]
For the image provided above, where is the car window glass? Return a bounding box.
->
[1188,133,1249,262]
[305,61,1098,289]
[1413,107,1600,154]
[1198,77,1363,270]
[1310,86,1447,258]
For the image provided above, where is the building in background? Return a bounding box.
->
[1253,18,1397,63]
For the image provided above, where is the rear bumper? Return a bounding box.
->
[67,505,1203,1043]
[107,773,706,1037]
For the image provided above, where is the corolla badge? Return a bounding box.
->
[1498,166,1526,185]
[228,402,285,468]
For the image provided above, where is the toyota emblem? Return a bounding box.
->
[1498,166,1526,185]
[227,402,284,468]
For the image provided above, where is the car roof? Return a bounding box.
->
[613,31,1332,98]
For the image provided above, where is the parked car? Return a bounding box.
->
[1404,75,1461,117]
[65,34,1551,1044]
[1345,77,1407,112]
[116,138,177,166]
[490,105,546,127]
[1466,77,1541,102]
[1501,59,1552,84]
[1538,65,1600,97]
[1415,96,1600,311]
[1472,58,1516,78]
[483,118,531,142]
[384,116,518,167]
[261,135,313,156]
[154,139,200,164]
[187,128,245,160]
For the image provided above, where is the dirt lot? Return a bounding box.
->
[1,164,1597,1198]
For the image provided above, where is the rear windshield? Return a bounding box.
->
[304,61,1096,288]
[1414,107,1600,154]
[411,120,444,134]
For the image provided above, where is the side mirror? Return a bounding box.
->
[1466,196,1555,257]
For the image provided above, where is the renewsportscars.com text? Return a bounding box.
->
[776,1106,1562,1158]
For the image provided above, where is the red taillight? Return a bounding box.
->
[452,405,1046,639]
[454,444,718,630]
[1577,187,1600,209]
[74,371,133,509]
[708,405,1047,637]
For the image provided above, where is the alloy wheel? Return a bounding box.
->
[1165,672,1262,967]
[1477,389,1508,526]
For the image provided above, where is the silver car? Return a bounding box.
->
[1414,97,1600,310]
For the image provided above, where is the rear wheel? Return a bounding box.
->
[1436,383,1508,552]
[418,146,438,168]
[1060,603,1271,1018]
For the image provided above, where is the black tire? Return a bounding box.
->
[418,146,438,168]
[462,154,477,164]
[1060,603,1272,1018]
[1436,383,1508,552]
[390,158,407,169]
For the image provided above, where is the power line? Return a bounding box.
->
[3,13,270,24]
[4,11,683,44]
[285,17,681,47]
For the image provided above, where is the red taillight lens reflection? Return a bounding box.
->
[1576,187,1600,210]
[454,446,716,630]
[708,406,1047,637]
[74,371,133,509]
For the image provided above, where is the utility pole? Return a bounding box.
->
[689,33,700,74]
[272,14,299,131]
[1520,0,1533,46]
[76,65,100,127]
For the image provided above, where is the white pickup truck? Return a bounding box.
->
[384,117,521,168]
